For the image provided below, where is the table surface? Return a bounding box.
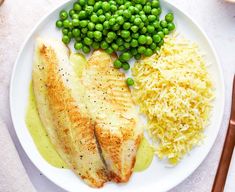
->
[0,0,235,191]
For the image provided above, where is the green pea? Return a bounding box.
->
[62,28,69,35]
[99,15,106,23]
[109,18,116,26]
[78,0,86,6]
[153,21,160,28]
[69,9,75,17]
[79,11,87,19]
[68,31,73,38]
[139,10,145,15]
[62,35,70,44]
[160,20,168,28]
[105,13,112,20]
[91,14,99,23]
[163,28,169,35]
[107,32,116,40]
[82,45,91,54]
[97,9,104,16]
[147,25,155,33]
[87,31,94,38]
[144,48,153,56]
[157,8,162,15]
[116,38,124,46]
[138,46,146,54]
[100,41,109,49]
[134,53,141,60]
[158,39,164,46]
[150,43,157,51]
[153,34,161,43]
[124,42,130,49]
[123,10,131,19]
[167,22,175,31]
[141,14,148,22]
[110,5,118,12]
[148,15,157,22]
[125,36,132,42]
[130,48,138,55]
[87,0,95,5]
[85,6,93,15]
[56,20,63,28]
[123,22,131,30]
[119,52,132,62]
[80,20,87,27]
[63,20,70,28]
[126,77,134,86]
[103,21,110,29]
[130,39,138,47]
[116,16,124,25]
[111,43,119,51]
[140,27,147,34]
[119,5,125,10]
[125,1,132,8]
[74,42,83,50]
[132,33,139,39]
[143,5,151,14]
[81,28,88,34]
[95,23,103,31]
[134,18,142,26]
[122,62,130,70]
[138,35,147,44]
[114,59,122,69]
[72,28,81,37]
[59,10,68,20]
[73,3,81,11]
[72,14,79,19]
[88,22,95,31]
[92,42,100,49]
[152,0,160,8]
[105,37,113,43]
[102,2,110,12]
[128,6,135,14]
[131,26,139,33]
[112,24,120,31]
[94,1,102,11]
[105,47,114,54]
[121,30,130,39]
[94,31,102,39]
[72,19,79,27]
[165,12,174,23]
[151,8,159,16]
[157,31,165,38]
[146,36,153,45]
[130,15,135,23]
[135,4,143,10]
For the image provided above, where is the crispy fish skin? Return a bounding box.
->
[32,39,108,188]
[83,50,143,182]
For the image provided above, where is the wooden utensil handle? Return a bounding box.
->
[212,121,235,192]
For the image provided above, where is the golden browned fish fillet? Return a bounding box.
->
[82,50,143,182]
[32,39,108,188]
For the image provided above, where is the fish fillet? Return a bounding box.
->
[82,50,143,182]
[32,39,108,188]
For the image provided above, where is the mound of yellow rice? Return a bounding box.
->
[132,34,214,164]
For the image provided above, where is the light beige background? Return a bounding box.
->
[0,0,235,191]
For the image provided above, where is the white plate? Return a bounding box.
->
[10,0,225,192]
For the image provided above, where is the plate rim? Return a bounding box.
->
[9,0,225,191]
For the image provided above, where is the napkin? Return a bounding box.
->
[0,119,36,192]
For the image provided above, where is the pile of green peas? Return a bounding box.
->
[56,0,175,86]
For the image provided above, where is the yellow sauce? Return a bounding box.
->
[25,83,67,168]
[25,53,154,172]
[134,137,154,172]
